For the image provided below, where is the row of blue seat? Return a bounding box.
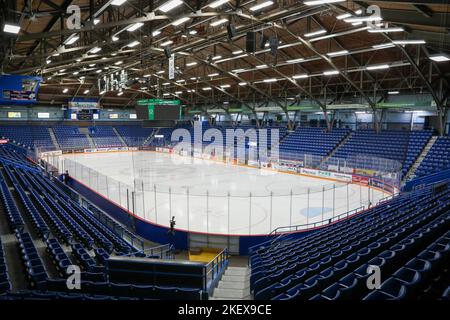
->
[0,237,11,294]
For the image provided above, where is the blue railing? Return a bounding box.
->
[403,169,450,191]
[204,248,229,295]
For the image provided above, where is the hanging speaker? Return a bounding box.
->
[269,37,279,56]
[164,47,172,59]
[227,24,236,39]
[246,32,256,53]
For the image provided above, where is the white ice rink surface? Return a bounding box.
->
[59,151,388,235]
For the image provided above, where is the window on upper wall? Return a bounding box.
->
[109,113,118,119]
[130,114,137,119]
[37,112,50,119]
[7,112,21,118]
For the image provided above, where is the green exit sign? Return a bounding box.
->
[137,99,180,106]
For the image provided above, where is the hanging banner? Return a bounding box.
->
[169,54,175,80]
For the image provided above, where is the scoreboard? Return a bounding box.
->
[136,99,181,121]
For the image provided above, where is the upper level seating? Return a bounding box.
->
[279,127,350,160]
[53,125,90,150]
[89,126,124,148]
[114,125,154,146]
[415,136,450,178]
[250,183,450,300]
[0,125,54,150]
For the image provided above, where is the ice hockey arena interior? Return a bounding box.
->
[0,0,450,305]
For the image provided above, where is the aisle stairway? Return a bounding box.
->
[48,128,60,150]
[78,127,95,148]
[210,267,252,300]
[112,127,127,146]
[404,136,438,182]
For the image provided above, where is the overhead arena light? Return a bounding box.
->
[286,58,305,63]
[156,70,165,74]
[368,27,404,33]
[190,77,198,80]
[114,61,123,65]
[3,23,20,34]
[336,13,352,20]
[256,64,268,69]
[111,0,127,5]
[239,82,247,86]
[208,0,230,8]
[232,68,246,73]
[232,50,243,55]
[208,73,219,77]
[344,16,383,23]
[143,74,151,77]
[220,84,231,88]
[176,79,185,83]
[304,29,326,38]
[127,40,140,47]
[159,0,183,12]
[73,71,79,75]
[186,62,197,67]
[210,18,228,27]
[64,34,79,45]
[323,70,339,76]
[388,91,399,95]
[429,54,450,62]
[93,19,100,25]
[366,64,390,71]
[46,59,51,64]
[392,40,426,45]
[372,43,395,50]
[211,55,222,60]
[117,91,123,96]
[263,78,277,83]
[249,1,274,12]
[327,50,349,57]
[160,40,173,46]
[172,17,190,26]
[96,69,102,73]
[202,87,212,91]
[83,89,90,94]
[175,91,183,94]
[163,93,170,96]
[89,47,102,54]
[189,30,197,35]
[127,22,144,32]
[112,35,119,41]
[304,0,345,5]
[62,88,69,93]
[152,30,161,37]
[292,74,309,79]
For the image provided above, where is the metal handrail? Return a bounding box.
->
[204,248,229,293]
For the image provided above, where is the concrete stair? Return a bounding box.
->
[210,266,252,300]
[48,127,60,150]
[403,136,438,182]
[321,130,353,165]
[78,127,95,148]
[143,128,159,146]
[112,127,127,146]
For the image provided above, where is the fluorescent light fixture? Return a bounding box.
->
[355,9,362,15]
[256,64,268,69]
[46,59,51,64]
[220,84,230,88]
[163,93,170,96]
[186,62,197,66]
[3,23,20,34]
[127,40,140,47]
[89,64,96,67]
[304,29,326,37]
[152,30,161,37]
[111,0,127,5]
[388,91,399,95]
[117,91,123,96]
[249,1,274,12]
[368,27,404,33]
[372,43,395,50]
[96,69,102,73]
[286,58,304,63]
[159,0,183,13]
[52,52,60,57]
[176,79,185,82]
[59,69,66,72]
[76,58,82,62]
[143,74,151,77]
[156,70,165,74]
[366,64,390,71]
[323,70,339,75]
[189,30,197,35]
[112,35,119,41]
[62,88,68,93]
[89,47,102,54]
[160,40,173,46]
[393,40,426,45]
[429,54,450,62]
[64,34,79,45]
[264,78,277,83]
[232,50,243,55]
[210,18,228,27]
[83,90,89,94]
[211,55,222,60]
[175,91,182,94]
[127,22,144,32]
[202,87,212,91]
[239,82,247,86]
[162,82,170,86]
[208,73,219,77]
[114,61,123,65]
[232,68,246,73]
[351,22,363,26]
[190,77,198,80]
[327,50,349,57]
[73,71,79,75]
[172,17,190,26]
[93,19,100,25]
[336,13,352,20]
[292,74,308,79]
[344,16,383,23]
[208,0,229,8]
[304,0,345,5]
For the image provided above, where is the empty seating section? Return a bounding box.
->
[279,127,350,160]
[0,238,10,294]
[16,231,48,289]
[114,125,154,146]
[52,126,90,150]
[89,126,124,148]
[415,137,450,178]
[402,130,433,176]
[0,125,54,149]
[250,183,450,300]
